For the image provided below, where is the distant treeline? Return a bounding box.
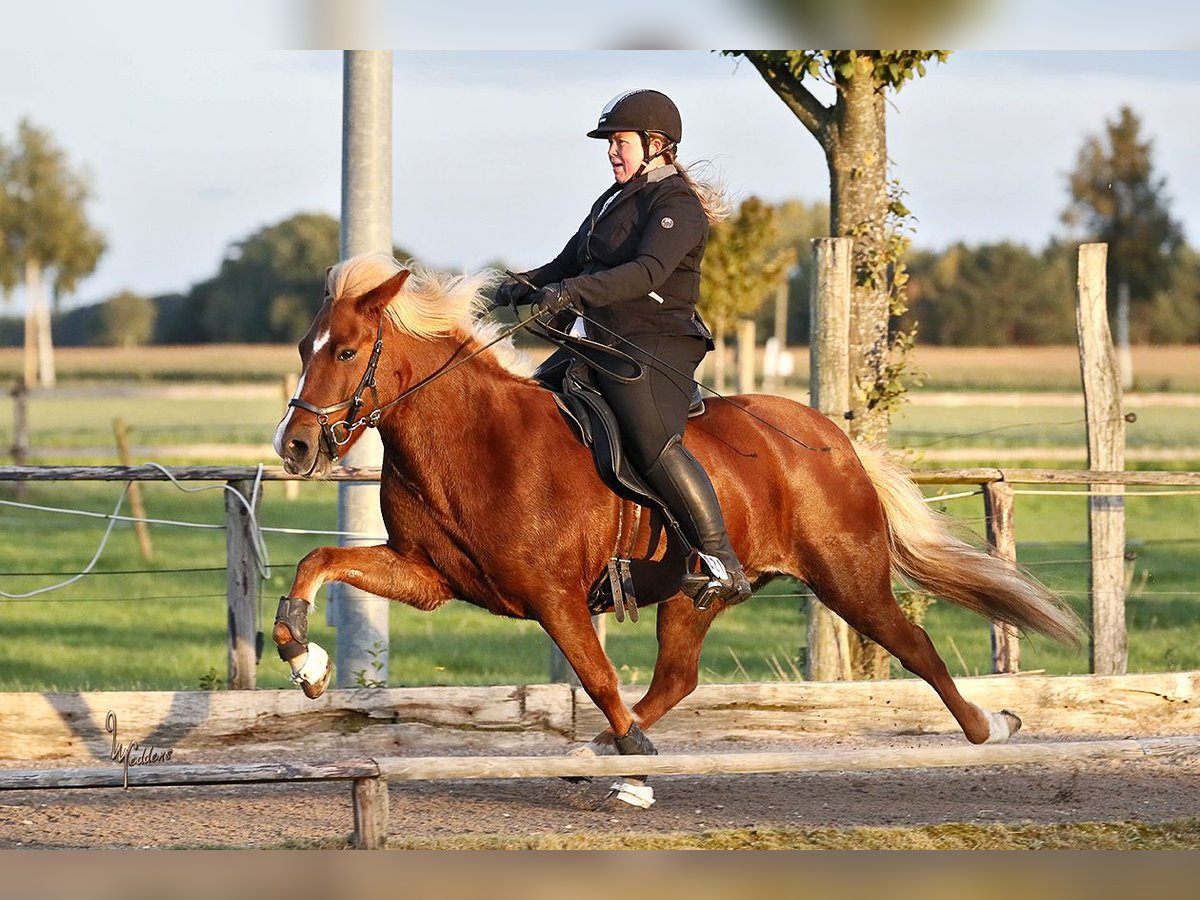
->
[4,211,1199,348]
[764,239,1200,348]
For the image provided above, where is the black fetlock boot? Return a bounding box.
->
[642,438,753,610]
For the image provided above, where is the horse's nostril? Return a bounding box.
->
[287,438,309,461]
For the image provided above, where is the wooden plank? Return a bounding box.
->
[7,737,1198,796]
[573,672,1200,740]
[0,685,576,761]
[352,777,389,849]
[911,469,1200,486]
[807,237,853,681]
[1076,243,1127,675]
[2,464,1197,488]
[0,465,382,482]
[0,759,379,791]
[5,675,1196,763]
[373,735,1200,781]
[983,482,1020,674]
[225,480,261,690]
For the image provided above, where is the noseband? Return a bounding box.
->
[287,315,386,463]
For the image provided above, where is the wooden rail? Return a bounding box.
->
[4,735,1199,848]
[3,464,1199,484]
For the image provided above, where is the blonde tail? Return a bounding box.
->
[855,445,1085,648]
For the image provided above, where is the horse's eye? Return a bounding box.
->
[338,348,357,362]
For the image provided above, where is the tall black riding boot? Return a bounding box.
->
[642,438,753,610]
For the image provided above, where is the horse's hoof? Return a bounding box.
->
[561,744,598,784]
[300,660,332,699]
[981,707,1023,743]
[290,641,331,700]
[1001,709,1022,737]
[603,779,655,809]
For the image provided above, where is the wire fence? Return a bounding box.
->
[2,463,1197,604]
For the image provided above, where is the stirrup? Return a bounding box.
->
[681,553,752,611]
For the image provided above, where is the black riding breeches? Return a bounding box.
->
[592,333,707,470]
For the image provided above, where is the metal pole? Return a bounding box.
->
[334,50,393,688]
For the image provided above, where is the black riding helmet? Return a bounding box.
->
[587,89,682,173]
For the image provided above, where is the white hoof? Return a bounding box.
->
[289,641,331,698]
[982,708,1023,743]
[607,780,655,809]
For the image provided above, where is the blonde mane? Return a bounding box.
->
[325,252,534,377]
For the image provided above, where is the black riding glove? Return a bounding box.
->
[491,275,535,312]
[530,282,578,318]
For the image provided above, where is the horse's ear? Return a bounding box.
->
[357,268,411,315]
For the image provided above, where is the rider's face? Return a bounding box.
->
[607,131,663,184]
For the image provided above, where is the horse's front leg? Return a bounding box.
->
[274,544,450,698]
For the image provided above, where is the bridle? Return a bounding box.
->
[287,314,389,463]
[287,306,537,464]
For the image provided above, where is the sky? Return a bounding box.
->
[3,45,1200,312]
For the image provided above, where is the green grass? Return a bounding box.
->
[893,403,1200,453]
[1,348,1198,691]
[1,472,1197,691]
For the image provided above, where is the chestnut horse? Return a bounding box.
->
[273,253,1082,757]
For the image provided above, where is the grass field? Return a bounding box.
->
[1,474,1196,691]
[3,342,1200,391]
[0,343,1198,691]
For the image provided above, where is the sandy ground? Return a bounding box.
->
[3,731,1199,849]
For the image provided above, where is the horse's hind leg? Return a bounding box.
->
[812,553,1017,745]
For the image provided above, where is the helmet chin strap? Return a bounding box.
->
[632,131,676,179]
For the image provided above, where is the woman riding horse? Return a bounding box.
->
[493,88,751,610]
[273,253,1083,764]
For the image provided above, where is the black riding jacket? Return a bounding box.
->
[526,165,713,345]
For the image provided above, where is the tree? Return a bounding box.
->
[96,290,156,347]
[198,212,341,343]
[0,119,106,387]
[698,196,796,391]
[901,242,1076,346]
[725,51,948,447]
[1062,106,1184,386]
[193,212,413,343]
[766,198,830,346]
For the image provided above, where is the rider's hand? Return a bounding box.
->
[490,275,535,312]
[530,282,578,317]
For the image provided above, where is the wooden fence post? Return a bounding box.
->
[737,319,757,395]
[9,380,28,499]
[983,481,1020,673]
[351,777,389,849]
[1076,243,1127,675]
[806,238,853,681]
[225,479,262,690]
[112,418,153,561]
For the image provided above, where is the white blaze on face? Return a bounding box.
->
[311,325,330,356]
[273,372,307,458]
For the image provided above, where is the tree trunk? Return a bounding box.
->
[829,59,891,450]
[23,260,38,389]
[827,58,893,679]
[25,259,56,389]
